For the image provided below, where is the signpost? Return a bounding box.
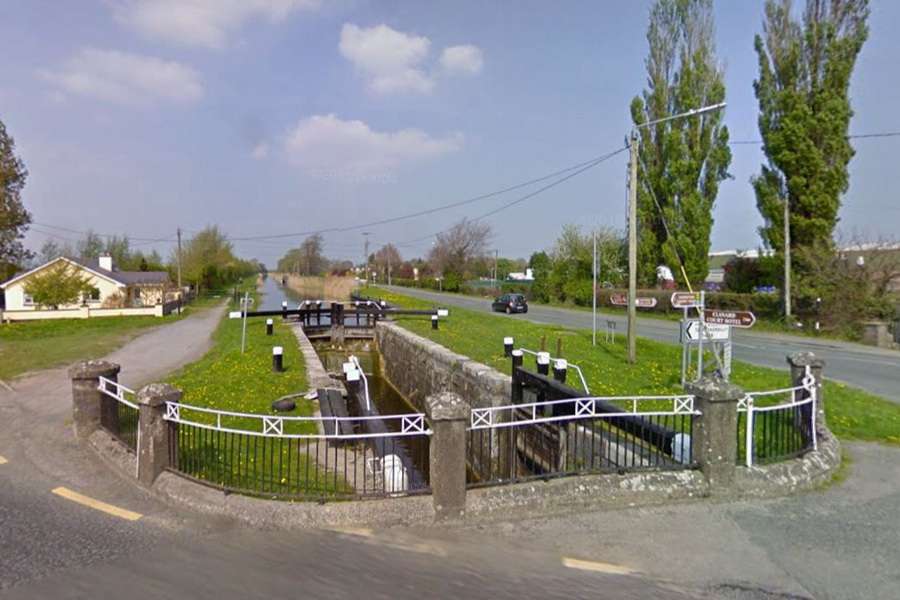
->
[703,309,756,328]
[610,294,658,308]
[670,291,702,308]
[682,320,730,342]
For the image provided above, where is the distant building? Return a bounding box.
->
[507,268,534,282]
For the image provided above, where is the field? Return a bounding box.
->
[371,287,900,445]
[0,295,222,381]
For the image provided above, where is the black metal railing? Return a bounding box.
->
[466,412,695,488]
[166,423,430,501]
[115,402,139,452]
[737,401,815,466]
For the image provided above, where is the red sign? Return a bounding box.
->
[671,292,702,308]
[703,309,756,328]
[609,294,658,308]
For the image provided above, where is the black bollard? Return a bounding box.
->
[266,318,273,336]
[503,336,514,357]
[272,346,284,372]
[511,350,524,403]
[536,351,550,376]
[432,315,439,330]
[552,359,567,384]
[281,301,287,320]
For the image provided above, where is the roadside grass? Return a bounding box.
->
[372,287,900,446]
[165,280,351,497]
[0,295,220,381]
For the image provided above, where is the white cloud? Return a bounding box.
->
[440,45,484,75]
[251,142,269,159]
[339,23,434,95]
[115,0,320,49]
[284,114,462,176]
[40,48,203,107]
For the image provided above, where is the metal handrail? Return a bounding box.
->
[518,347,590,394]
[97,376,138,410]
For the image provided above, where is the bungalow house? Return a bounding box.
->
[0,255,176,321]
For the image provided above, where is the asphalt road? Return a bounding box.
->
[384,286,900,403]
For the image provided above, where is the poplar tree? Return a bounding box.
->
[753,0,869,303]
[630,0,731,288]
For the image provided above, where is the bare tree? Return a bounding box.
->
[427,219,492,278]
[373,243,402,283]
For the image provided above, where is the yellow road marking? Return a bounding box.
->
[51,487,142,521]
[327,527,374,538]
[562,557,635,575]
[0,456,7,465]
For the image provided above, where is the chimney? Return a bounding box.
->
[99,254,113,271]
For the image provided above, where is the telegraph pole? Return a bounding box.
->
[626,102,726,364]
[592,230,597,346]
[627,132,639,364]
[783,198,792,319]
[362,232,371,285]
[387,248,392,286]
[176,227,183,313]
[494,249,499,290]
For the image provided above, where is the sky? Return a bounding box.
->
[1,0,898,268]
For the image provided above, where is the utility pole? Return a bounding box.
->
[494,249,499,290]
[387,248,392,286]
[626,102,726,365]
[783,198,792,319]
[176,227,183,313]
[592,230,597,346]
[362,232,370,285]
[627,131,639,364]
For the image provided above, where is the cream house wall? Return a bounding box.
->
[2,264,124,311]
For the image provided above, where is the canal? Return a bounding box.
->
[258,275,429,489]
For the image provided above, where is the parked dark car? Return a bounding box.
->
[492,293,528,314]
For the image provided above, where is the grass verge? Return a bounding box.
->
[164,279,350,497]
[0,296,221,381]
[372,286,900,446]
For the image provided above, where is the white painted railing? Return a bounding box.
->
[738,368,817,467]
[469,394,698,430]
[97,376,138,410]
[518,347,591,394]
[163,400,431,440]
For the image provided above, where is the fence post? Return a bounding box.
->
[136,383,181,486]
[787,352,826,434]
[69,360,121,440]
[426,392,469,521]
[686,377,743,493]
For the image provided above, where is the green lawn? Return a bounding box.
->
[372,287,900,445]
[0,296,219,381]
[164,282,351,498]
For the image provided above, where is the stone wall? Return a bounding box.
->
[375,321,509,413]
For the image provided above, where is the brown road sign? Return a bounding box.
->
[670,291,702,308]
[703,309,756,328]
[609,294,658,308]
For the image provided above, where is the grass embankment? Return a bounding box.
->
[372,287,900,445]
[165,279,349,497]
[0,295,222,381]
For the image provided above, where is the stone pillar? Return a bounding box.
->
[136,383,181,486]
[686,377,743,492]
[787,352,826,433]
[426,392,469,521]
[69,360,121,440]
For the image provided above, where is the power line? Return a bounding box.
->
[730,131,900,145]
[395,145,629,248]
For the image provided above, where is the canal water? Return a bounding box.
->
[259,275,429,487]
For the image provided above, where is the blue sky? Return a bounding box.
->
[1,0,897,268]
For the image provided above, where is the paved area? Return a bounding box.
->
[384,286,900,403]
[2,298,897,598]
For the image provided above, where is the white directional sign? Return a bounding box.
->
[683,320,730,342]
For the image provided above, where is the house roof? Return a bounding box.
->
[1,256,169,289]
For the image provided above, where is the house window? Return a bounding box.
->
[84,287,101,304]
[23,293,34,306]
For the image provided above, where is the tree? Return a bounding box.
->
[38,239,64,264]
[24,261,92,309]
[427,219,491,279]
[77,230,105,260]
[0,119,32,280]
[630,0,732,288]
[373,244,402,282]
[752,0,869,309]
[179,226,241,292]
